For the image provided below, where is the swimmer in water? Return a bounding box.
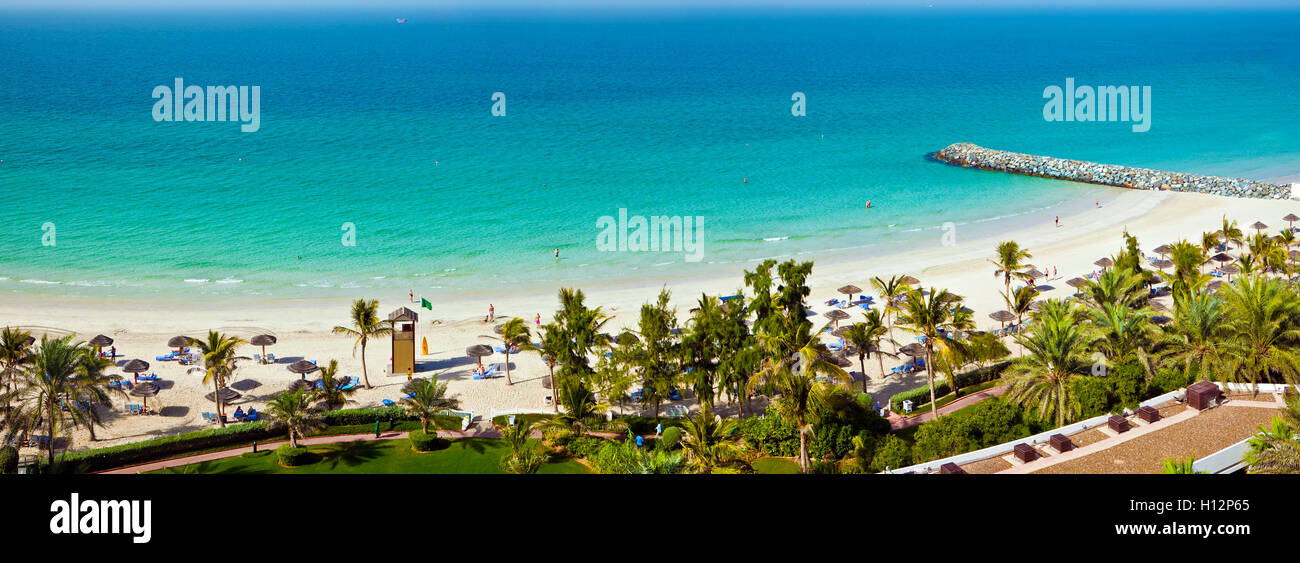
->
[554,248,560,260]
[865,200,872,209]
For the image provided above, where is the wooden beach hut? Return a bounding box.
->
[389,306,418,376]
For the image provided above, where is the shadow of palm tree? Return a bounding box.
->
[449,438,489,454]
[318,441,388,469]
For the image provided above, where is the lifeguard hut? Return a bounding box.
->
[388,306,418,376]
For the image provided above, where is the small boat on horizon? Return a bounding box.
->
[396,18,407,24]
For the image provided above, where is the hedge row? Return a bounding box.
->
[889,361,1011,413]
[55,406,435,473]
[277,445,311,467]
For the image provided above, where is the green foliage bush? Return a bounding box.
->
[1150,367,1193,396]
[869,435,912,472]
[910,398,1040,463]
[321,406,413,425]
[276,444,310,467]
[1073,376,1113,418]
[659,426,682,449]
[1109,359,1147,410]
[0,445,17,474]
[408,430,443,452]
[565,436,607,459]
[888,361,1011,413]
[738,407,799,457]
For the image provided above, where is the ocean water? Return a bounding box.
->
[1,7,1299,303]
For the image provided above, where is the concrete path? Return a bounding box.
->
[886,385,1008,431]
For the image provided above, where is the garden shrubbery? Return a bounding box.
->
[909,398,1043,463]
[276,444,310,467]
[55,422,278,473]
[0,445,18,474]
[408,430,444,452]
[889,361,1011,413]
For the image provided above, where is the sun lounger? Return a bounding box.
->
[266,353,277,363]
[382,399,395,407]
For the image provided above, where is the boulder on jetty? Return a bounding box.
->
[933,143,1291,200]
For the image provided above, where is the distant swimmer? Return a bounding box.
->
[1096,199,1101,208]
[554,248,560,260]
[865,200,872,209]
[743,178,748,183]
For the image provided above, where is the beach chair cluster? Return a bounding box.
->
[156,348,195,362]
[136,373,159,382]
[472,364,498,380]
[890,356,926,376]
[253,353,278,364]
[317,376,358,390]
[108,379,133,390]
[20,434,51,448]
[493,345,520,354]
[123,403,150,415]
[825,295,875,309]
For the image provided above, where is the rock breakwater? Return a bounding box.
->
[934,143,1292,199]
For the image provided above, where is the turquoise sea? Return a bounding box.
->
[2,7,1299,303]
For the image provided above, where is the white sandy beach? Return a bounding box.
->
[2,185,1297,455]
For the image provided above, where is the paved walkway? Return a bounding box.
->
[886,385,1008,431]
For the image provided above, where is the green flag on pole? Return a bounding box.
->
[421,297,432,310]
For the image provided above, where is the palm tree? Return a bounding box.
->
[1245,395,1300,473]
[747,314,850,472]
[1003,300,1094,426]
[1159,291,1228,381]
[332,299,393,390]
[1079,267,1145,310]
[1003,285,1038,354]
[534,323,565,413]
[499,419,548,474]
[896,287,962,412]
[870,275,911,348]
[399,374,458,433]
[0,326,32,414]
[1089,301,1158,366]
[1218,275,1300,389]
[265,388,323,449]
[3,335,88,461]
[678,405,743,474]
[494,317,531,386]
[68,347,122,442]
[990,241,1034,296]
[546,377,605,437]
[314,359,357,410]
[841,322,878,392]
[187,331,248,427]
[1218,216,1244,250]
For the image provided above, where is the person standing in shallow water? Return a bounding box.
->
[554,248,559,261]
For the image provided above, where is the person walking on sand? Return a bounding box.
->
[535,313,541,326]
[489,304,495,322]
[409,289,414,303]
[1055,216,1060,228]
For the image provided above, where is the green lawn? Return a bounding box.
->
[148,438,589,474]
[752,457,801,474]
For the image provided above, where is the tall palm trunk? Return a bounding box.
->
[504,350,513,385]
[859,355,868,392]
[925,344,940,419]
[360,338,372,389]
[47,400,57,462]
[214,378,226,428]
[798,422,810,472]
[876,350,885,384]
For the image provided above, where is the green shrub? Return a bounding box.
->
[0,446,17,474]
[738,407,799,457]
[565,436,607,459]
[1073,376,1113,418]
[869,435,912,472]
[888,361,1012,413]
[408,430,443,452]
[910,398,1038,463]
[1151,367,1193,396]
[1109,359,1147,410]
[659,426,682,449]
[276,445,310,467]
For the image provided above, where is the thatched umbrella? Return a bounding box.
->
[898,343,926,357]
[167,335,191,354]
[830,326,848,338]
[1207,280,1225,292]
[989,310,1015,330]
[1152,244,1172,260]
[837,284,863,303]
[823,309,850,328]
[249,334,277,363]
[89,334,113,349]
[1029,300,1047,312]
[1094,258,1113,269]
[129,381,161,412]
[1151,259,1174,271]
[286,359,320,380]
[286,379,316,394]
[1221,263,1240,281]
[899,275,920,285]
[1150,299,1169,312]
[1066,277,1089,289]
[1023,268,1045,280]
[1251,221,1269,232]
[1284,213,1300,232]
[122,359,149,382]
[493,323,505,335]
[1210,252,1232,266]
[204,387,242,403]
[466,344,493,370]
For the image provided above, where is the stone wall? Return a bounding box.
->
[934,142,1291,199]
